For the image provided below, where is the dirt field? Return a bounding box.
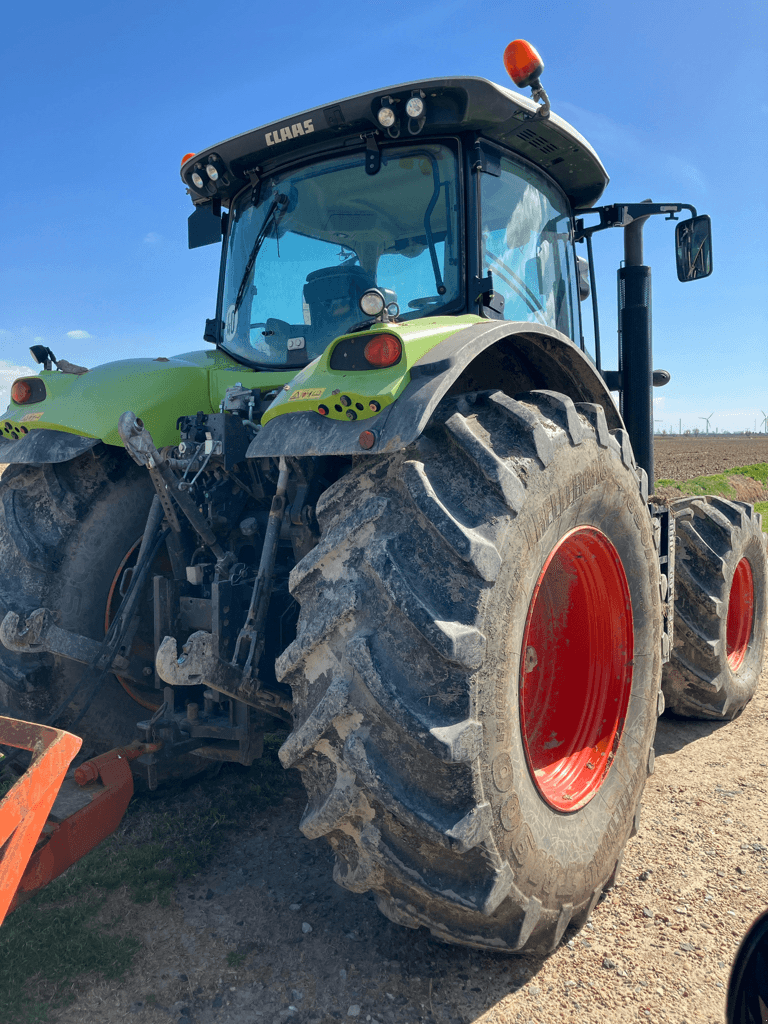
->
[653,436,768,482]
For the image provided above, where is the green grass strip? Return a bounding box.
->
[733,463,768,486]
[656,462,768,499]
[0,734,298,1022]
[754,501,768,532]
[672,472,737,497]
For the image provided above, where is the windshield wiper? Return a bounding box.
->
[232,193,288,316]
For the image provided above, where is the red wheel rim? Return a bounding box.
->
[519,526,633,812]
[726,558,754,670]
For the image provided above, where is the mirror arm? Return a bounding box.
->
[574,203,697,242]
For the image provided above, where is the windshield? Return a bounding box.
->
[220,142,462,368]
[481,155,578,340]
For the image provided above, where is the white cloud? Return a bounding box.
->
[143,232,162,245]
[0,360,37,418]
[34,336,44,342]
[66,330,93,340]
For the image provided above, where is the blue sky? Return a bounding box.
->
[2,0,766,432]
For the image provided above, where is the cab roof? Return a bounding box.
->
[181,76,609,211]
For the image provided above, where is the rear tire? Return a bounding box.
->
[0,448,158,756]
[278,390,662,952]
[662,496,767,720]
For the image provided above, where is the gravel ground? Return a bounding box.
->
[47,641,768,1024]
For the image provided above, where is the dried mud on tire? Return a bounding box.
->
[45,672,768,1023]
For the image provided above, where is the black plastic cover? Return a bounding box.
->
[181,77,608,212]
[188,204,223,249]
[0,429,100,465]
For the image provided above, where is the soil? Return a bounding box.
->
[652,437,768,506]
[653,437,768,482]
[38,642,767,1024]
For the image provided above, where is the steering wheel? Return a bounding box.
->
[408,296,442,310]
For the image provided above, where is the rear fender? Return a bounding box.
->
[0,429,100,466]
[247,321,622,457]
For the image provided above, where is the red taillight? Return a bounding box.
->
[11,380,33,404]
[363,333,402,368]
[503,39,544,88]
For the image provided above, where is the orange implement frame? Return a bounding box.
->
[0,716,159,925]
[0,717,82,925]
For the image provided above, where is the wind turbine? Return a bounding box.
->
[700,412,714,434]
[761,411,767,434]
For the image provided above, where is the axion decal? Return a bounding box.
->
[265,119,315,147]
[288,387,325,401]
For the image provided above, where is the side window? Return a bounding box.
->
[481,157,577,340]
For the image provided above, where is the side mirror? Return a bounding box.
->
[188,204,222,249]
[727,909,768,1024]
[675,214,712,281]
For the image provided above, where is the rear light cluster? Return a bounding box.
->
[11,378,46,405]
[329,332,403,372]
[11,381,31,403]
[317,332,401,447]
[363,333,401,368]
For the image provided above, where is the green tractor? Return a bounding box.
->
[1,39,765,952]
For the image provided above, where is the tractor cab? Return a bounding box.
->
[183,63,610,373]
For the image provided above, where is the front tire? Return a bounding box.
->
[278,390,663,952]
[662,496,767,720]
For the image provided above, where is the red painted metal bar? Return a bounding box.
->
[0,720,161,923]
[0,717,82,926]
